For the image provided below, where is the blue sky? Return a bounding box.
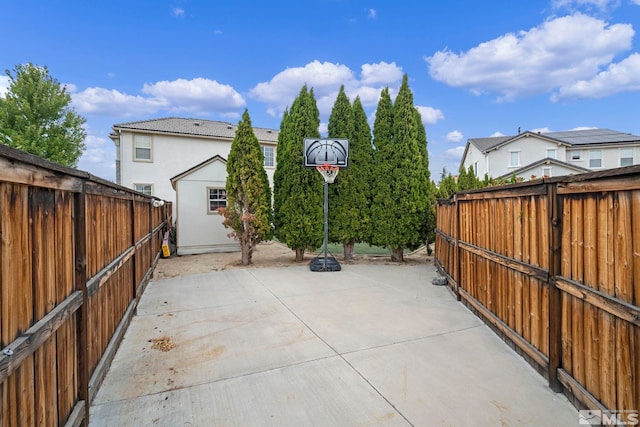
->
[2,0,640,181]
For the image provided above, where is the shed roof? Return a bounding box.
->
[112,117,279,143]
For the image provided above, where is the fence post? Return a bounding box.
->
[548,183,563,392]
[74,181,90,425]
[454,194,461,300]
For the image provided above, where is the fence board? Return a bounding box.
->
[436,168,640,416]
[1,145,171,426]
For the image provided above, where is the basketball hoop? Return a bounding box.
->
[316,164,340,184]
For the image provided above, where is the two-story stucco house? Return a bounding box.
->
[460,128,640,180]
[110,117,279,255]
[110,117,278,204]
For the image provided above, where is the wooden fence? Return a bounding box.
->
[435,165,640,419]
[0,144,171,426]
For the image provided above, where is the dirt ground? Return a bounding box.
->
[153,241,433,280]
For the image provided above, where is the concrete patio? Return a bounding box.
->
[89,263,578,426]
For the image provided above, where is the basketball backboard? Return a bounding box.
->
[304,138,349,168]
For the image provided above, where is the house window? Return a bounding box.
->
[207,187,227,213]
[620,148,633,167]
[261,145,274,167]
[542,167,552,178]
[509,151,520,167]
[134,135,152,161]
[133,183,153,196]
[570,150,582,161]
[589,150,602,168]
[473,161,479,175]
[546,148,557,159]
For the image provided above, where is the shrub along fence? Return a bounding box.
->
[435,165,640,419]
[0,144,171,426]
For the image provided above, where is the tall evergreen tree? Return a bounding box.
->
[0,63,86,167]
[220,109,272,265]
[437,173,458,198]
[273,86,323,261]
[327,89,372,259]
[414,107,436,253]
[371,75,431,262]
[370,87,395,249]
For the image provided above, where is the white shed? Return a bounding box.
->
[170,155,239,255]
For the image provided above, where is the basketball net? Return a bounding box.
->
[316,164,339,184]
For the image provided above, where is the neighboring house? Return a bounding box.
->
[460,128,640,180]
[170,155,239,255]
[109,117,278,206]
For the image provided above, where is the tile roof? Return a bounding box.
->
[112,117,279,143]
[469,128,640,153]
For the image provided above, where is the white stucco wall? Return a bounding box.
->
[173,159,240,255]
[486,136,563,178]
[117,131,276,206]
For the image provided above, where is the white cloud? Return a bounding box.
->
[249,61,354,107]
[172,7,184,17]
[444,146,466,160]
[552,52,640,100]
[360,62,403,85]
[0,75,9,97]
[368,9,377,19]
[71,77,245,117]
[72,87,167,117]
[446,130,464,143]
[142,78,245,114]
[634,0,640,5]
[426,14,635,101]
[80,134,108,164]
[250,60,404,117]
[490,131,505,137]
[415,106,444,125]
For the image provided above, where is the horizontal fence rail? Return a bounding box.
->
[435,165,640,418]
[0,145,171,426]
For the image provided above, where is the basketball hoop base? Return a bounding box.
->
[310,256,341,272]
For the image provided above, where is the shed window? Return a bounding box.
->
[208,188,227,213]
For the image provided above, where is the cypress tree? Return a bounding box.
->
[370,87,395,249]
[327,89,372,259]
[220,109,272,265]
[371,75,431,262]
[273,86,323,261]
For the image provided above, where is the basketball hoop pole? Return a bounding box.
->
[323,179,329,270]
[313,164,340,272]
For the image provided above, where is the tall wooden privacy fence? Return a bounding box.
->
[0,145,171,426]
[435,166,640,417]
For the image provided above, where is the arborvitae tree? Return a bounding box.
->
[219,109,272,265]
[371,75,431,262]
[0,63,86,167]
[273,86,323,261]
[437,174,458,198]
[458,165,481,190]
[370,87,395,248]
[328,90,373,259]
[414,106,436,253]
